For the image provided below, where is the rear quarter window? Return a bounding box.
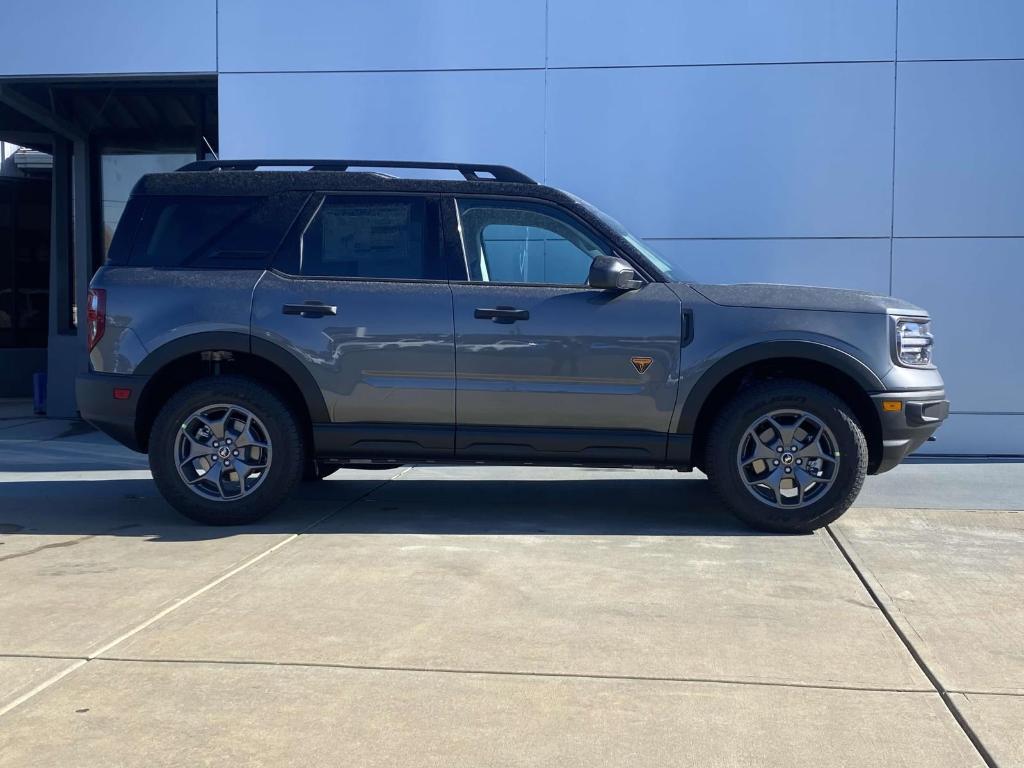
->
[129,196,266,269]
[104,198,146,266]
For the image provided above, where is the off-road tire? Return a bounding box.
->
[149,376,304,525]
[704,379,868,534]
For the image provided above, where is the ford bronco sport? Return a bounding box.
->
[76,159,949,532]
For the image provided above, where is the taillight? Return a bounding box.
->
[87,288,106,352]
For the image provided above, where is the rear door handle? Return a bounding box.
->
[282,301,338,318]
[474,306,530,324]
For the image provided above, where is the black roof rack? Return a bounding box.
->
[176,159,536,184]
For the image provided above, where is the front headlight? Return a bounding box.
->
[894,317,934,367]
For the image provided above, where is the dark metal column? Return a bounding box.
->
[44,137,83,418]
[72,137,92,338]
[48,138,72,335]
[46,137,94,417]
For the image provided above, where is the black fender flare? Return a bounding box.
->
[675,340,883,435]
[134,331,330,422]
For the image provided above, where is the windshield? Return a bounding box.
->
[569,194,686,280]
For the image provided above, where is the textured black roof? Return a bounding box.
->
[132,169,573,204]
[177,159,537,184]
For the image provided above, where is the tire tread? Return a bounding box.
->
[705,378,868,533]
[148,375,304,525]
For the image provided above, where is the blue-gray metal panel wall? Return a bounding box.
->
[218,0,546,72]
[892,238,1024,418]
[898,0,1024,60]
[894,61,1024,238]
[0,0,216,76]
[545,64,895,239]
[217,71,546,182]
[548,0,897,67]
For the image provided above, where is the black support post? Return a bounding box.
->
[48,138,72,335]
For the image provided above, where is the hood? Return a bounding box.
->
[689,283,927,315]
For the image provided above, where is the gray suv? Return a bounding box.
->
[76,159,949,533]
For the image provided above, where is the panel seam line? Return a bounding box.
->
[66,655,941,696]
[0,470,408,719]
[889,0,899,295]
[826,524,998,767]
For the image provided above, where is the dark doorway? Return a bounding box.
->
[0,173,50,395]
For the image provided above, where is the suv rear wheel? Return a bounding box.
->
[149,376,304,525]
[704,379,867,533]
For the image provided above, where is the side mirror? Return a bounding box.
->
[588,255,643,291]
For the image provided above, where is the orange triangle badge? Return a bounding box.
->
[631,356,653,374]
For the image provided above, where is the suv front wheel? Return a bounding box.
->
[704,379,868,533]
[149,376,304,525]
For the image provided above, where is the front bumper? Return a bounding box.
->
[870,388,949,474]
[76,371,149,453]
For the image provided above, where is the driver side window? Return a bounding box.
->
[456,199,607,285]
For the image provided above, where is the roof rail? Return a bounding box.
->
[176,159,537,184]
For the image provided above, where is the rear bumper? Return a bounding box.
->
[75,371,148,453]
[870,388,949,474]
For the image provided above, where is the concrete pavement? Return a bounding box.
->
[0,661,982,768]
[0,413,1021,766]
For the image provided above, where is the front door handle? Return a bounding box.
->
[474,306,530,324]
[282,301,338,318]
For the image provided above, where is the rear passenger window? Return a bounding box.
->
[299,196,443,280]
[131,197,259,268]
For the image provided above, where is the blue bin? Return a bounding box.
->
[32,372,47,415]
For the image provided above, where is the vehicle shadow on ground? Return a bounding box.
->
[0,476,770,543]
